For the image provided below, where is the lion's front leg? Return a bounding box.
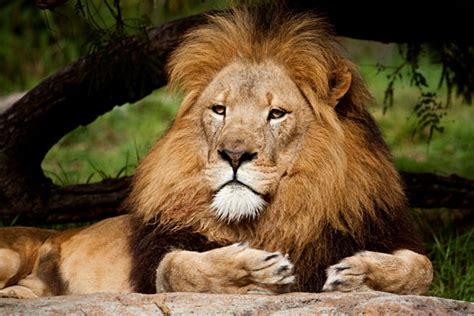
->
[322,249,433,294]
[156,243,295,294]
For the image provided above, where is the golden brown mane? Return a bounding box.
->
[167,8,371,115]
[126,8,409,290]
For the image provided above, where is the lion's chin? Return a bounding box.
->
[211,183,266,223]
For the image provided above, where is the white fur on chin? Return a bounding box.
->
[211,183,266,222]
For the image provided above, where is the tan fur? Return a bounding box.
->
[0,285,39,299]
[58,216,133,294]
[0,216,133,297]
[0,8,432,297]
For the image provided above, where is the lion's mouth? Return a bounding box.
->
[217,180,262,196]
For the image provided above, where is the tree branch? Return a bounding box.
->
[1,173,471,226]
[401,172,474,210]
[33,0,68,10]
[0,177,132,225]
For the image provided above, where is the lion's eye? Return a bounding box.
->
[268,108,287,120]
[211,104,226,116]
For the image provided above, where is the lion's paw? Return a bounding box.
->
[198,243,295,294]
[157,243,295,294]
[230,243,294,294]
[322,252,372,292]
[0,291,22,299]
[0,286,38,299]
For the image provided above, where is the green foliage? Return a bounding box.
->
[73,0,151,53]
[434,43,474,105]
[412,92,446,141]
[369,81,474,178]
[377,43,473,142]
[0,0,227,95]
[355,39,474,178]
[0,3,81,94]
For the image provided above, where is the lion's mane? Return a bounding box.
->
[126,8,422,292]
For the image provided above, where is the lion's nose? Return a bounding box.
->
[218,149,257,171]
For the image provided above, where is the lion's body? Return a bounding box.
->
[0,8,433,298]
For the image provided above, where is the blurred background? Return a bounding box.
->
[0,0,472,301]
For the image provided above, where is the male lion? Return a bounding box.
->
[0,9,433,298]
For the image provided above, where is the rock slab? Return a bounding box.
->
[0,291,473,315]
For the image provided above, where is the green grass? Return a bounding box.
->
[410,207,474,302]
[42,88,180,184]
[380,106,474,178]
[427,227,474,301]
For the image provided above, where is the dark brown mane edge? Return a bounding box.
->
[127,215,219,293]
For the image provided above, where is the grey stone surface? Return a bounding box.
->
[0,291,473,315]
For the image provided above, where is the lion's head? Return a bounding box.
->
[127,8,407,279]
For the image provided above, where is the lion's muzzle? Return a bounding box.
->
[211,181,266,223]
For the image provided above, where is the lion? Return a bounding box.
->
[0,8,433,298]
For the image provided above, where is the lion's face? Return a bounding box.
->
[193,61,314,222]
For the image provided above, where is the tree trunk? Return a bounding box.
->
[287,0,473,44]
[401,172,474,210]
[0,5,472,226]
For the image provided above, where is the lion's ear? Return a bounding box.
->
[328,64,352,107]
[175,91,198,119]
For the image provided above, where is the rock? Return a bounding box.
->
[0,291,472,315]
